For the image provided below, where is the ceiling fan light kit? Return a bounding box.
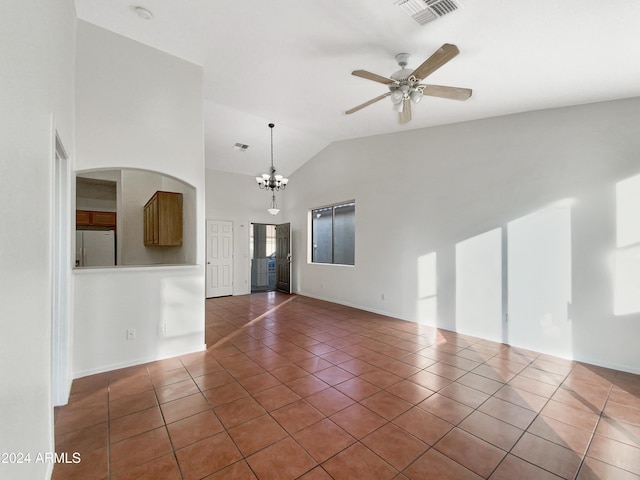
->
[346,43,472,124]
[256,123,288,215]
[387,53,426,114]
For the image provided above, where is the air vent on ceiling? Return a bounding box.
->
[395,0,462,25]
[233,143,249,152]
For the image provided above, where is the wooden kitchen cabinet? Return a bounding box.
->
[76,210,116,228]
[143,191,183,246]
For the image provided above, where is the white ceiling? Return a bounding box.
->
[74,0,640,178]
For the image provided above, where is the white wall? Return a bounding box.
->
[119,169,196,266]
[205,169,289,295]
[0,1,76,479]
[73,21,206,376]
[287,97,640,374]
[74,266,203,374]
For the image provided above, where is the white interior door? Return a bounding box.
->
[206,220,233,298]
[507,204,572,358]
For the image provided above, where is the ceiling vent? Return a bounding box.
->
[395,0,462,25]
[233,143,249,152]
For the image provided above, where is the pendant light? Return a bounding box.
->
[267,193,280,216]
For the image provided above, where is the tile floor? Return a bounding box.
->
[53,292,640,479]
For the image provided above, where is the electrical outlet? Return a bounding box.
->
[381,293,385,301]
[158,324,166,336]
[126,329,136,340]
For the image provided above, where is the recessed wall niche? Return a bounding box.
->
[75,169,196,267]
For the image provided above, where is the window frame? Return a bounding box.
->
[310,200,355,266]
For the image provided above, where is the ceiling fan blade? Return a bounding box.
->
[422,85,472,101]
[399,98,411,124]
[411,43,460,81]
[345,92,391,115]
[352,70,395,85]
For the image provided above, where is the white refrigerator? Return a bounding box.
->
[76,230,116,267]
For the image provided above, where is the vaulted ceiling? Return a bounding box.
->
[74,0,640,178]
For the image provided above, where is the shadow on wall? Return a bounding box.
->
[417,171,640,365]
[417,199,573,360]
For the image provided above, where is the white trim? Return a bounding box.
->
[72,264,200,273]
[51,124,72,407]
[72,344,206,379]
[296,290,402,321]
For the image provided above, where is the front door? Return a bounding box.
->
[206,220,233,297]
[276,223,291,293]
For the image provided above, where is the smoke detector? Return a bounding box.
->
[395,0,462,25]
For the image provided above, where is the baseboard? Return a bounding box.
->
[72,344,206,379]
[296,291,404,321]
[296,291,640,377]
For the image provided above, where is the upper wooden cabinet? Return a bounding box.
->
[144,191,183,246]
[76,210,116,228]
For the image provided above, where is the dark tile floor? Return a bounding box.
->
[53,292,640,479]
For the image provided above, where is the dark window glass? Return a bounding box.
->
[312,202,355,265]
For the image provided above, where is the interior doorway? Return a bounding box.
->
[250,223,277,292]
[251,222,292,294]
[52,132,71,406]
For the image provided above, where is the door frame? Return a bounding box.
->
[247,222,292,294]
[52,129,71,406]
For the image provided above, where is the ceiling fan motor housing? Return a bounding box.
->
[389,53,422,103]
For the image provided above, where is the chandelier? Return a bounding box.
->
[256,123,288,191]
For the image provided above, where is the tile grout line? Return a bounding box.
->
[395,347,529,479]
[106,379,112,480]
[56,295,640,479]
[570,379,615,480]
[483,357,568,480]
[207,303,408,479]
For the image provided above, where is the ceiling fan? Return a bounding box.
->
[345,43,472,124]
